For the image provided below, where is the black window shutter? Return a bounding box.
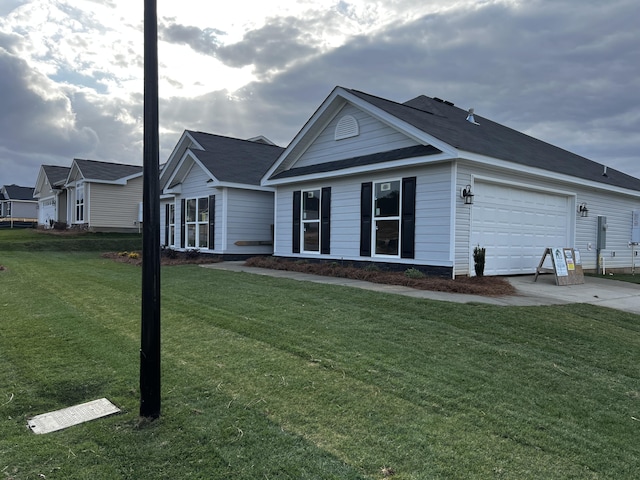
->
[292,191,301,253]
[401,176,416,259]
[321,187,331,254]
[208,195,215,250]
[360,182,372,257]
[164,204,169,246]
[180,199,186,249]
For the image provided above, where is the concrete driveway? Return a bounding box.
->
[201,262,640,315]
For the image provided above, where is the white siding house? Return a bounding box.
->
[64,159,143,232]
[33,165,70,228]
[159,130,283,257]
[262,86,640,277]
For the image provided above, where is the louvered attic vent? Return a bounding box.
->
[335,115,359,140]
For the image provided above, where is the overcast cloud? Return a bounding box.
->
[0,0,638,188]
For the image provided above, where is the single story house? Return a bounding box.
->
[33,165,71,228]
[261,86,640,277]
[65,159,144,232]
[159,130,284,256]
[0,184,37,223]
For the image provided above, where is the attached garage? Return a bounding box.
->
[39,198,56,226]
[471,181,572,275]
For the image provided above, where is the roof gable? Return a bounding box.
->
[264,86,640,193]
[67,159,143,185]
[1,184,35,201]
[162,130,284,191]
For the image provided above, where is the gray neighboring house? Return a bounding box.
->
[262,86,640,277]
[159,130,283,256]
[0,184,37,222]
[33,165,71,228]
[65,159,144,232]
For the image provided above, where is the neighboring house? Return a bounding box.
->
[65,159,143,232]
[261,86,640,277]
[33,165,71,228]
[159,130,284,256]
[0,184,37,223]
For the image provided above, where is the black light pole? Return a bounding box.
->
[140,0,161,419]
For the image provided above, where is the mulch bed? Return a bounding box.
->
[244,257,516,297]
[101,252,516,297]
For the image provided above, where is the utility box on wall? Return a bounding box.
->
[597,216,607,250]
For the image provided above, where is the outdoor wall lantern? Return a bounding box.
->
[578,202,589,217]
[461,185,474,205]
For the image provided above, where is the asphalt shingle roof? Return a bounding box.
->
[42,165,71,187]
[187,131,284,185]
[74,159,142,181]
[2,185,35,200]
[346,89,640,192]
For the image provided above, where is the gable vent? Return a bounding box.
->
[335,115,359,140]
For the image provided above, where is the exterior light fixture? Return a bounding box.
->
[461,185,474,205]
[578,202,589,217]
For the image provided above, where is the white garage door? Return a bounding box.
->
[39,200,56,227]
[471,182,571,275]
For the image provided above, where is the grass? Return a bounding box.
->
[0,228,142,252]
[1,232,639,479]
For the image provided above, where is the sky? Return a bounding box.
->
[0,0,638,188]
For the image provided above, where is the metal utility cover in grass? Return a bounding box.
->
[27,398,120,434]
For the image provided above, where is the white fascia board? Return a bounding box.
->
[33,168,48,198]
[264,151,453,186]
[160,130,201,186]
[460,150,640,199]
[214,182,276,192]
[163,150,211,193]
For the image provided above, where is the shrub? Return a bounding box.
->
[128,252,140,259]
[473,245,486,277]
[162,246,178,259]
[52,221,68,230]
[404,267,425,279]
[185,249,200,259]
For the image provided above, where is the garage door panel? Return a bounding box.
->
[472,182,570,276]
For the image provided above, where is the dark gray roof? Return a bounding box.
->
[43,165,71,187]
[272,145,441,180]
[187,131,284,185]
[346,88,640,192]
[74,159,142,182]
[2,184,35,200]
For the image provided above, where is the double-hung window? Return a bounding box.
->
[185,197,209,248]
[374,180,401,256]
[75,183,85,223]
[168,203,175,246]
[302,189,320,252]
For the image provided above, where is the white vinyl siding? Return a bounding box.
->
[274,163,453,267]
[294,104,419,169]
[225,189,274,254]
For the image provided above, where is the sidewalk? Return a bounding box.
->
[200,262,640,315]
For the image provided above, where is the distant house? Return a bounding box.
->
[261,86,640,276]
[159,130,283,256]
[0,184,37,225]
[64,159,143,232]
[33,165,71,228]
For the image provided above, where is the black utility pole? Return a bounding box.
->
[140,0,161,419]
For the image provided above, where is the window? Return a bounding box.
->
[168,203,175,246]
[374,180,400,256]
[185,197,208,248]
[75,183,84,223]
[292,187,331,254]
[302,189,320,252]
[361,177,415,259]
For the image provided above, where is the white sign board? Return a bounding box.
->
[28,398,120,434]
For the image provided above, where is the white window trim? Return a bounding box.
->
[301,188,321,254]
[372,179,402,258]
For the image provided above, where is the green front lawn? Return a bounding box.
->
[0,243,639,478]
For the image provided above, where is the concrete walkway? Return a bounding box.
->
[201,262,640,315]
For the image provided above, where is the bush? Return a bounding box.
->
[473,245,486,277]
[185,249,200,259]
[404,268,425,279]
